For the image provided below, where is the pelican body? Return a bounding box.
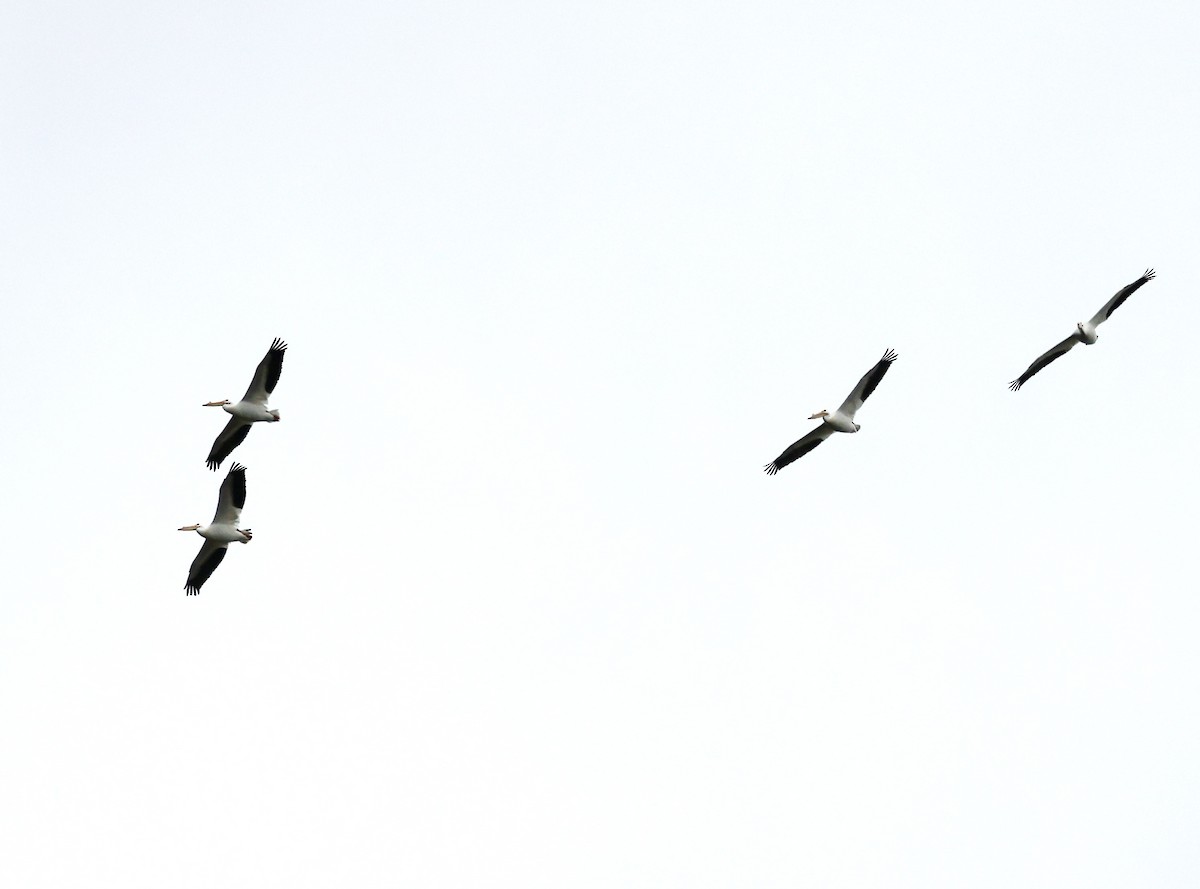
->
[764,348,898,475]
[1008,269,1154,391]
[205,338,287,470]
[813,409,861,434]
[179,463,252,595]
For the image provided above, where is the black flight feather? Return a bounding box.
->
[186,546,227,595]
[207,422,251,470]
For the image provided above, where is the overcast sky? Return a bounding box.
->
[4,1,1200,886]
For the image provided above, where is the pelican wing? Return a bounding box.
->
[1087,268,1155,327]
[837,349,898,420]
[186,540,228,595]
[240,338,288,404]
[764,424,836,475]
[212,463,248,525]
[1008,335,1078,391]
[206,416,252,470]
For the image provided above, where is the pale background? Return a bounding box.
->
[3,1,1199,886]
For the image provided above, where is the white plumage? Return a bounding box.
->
[1008,270,1154,391]
[765,349,898,475]
[178,463,252,595]
[205,338,287,469]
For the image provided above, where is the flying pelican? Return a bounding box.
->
[179,463,252,595]
[205,338,287,469]
[1008,269,1155,391]
[764,349,898,475]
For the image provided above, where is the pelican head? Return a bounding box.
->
[203,400,231,407]
[808,409,830,420]
[178,523,202,532]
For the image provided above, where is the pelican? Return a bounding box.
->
[205,338,287,470]
[1008,269,1155,391]
[179,463,252,595]
[764,348,898,475]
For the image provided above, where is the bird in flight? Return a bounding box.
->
[204,338,287,469]
[179,463,253,595]
[765,349,898,475]
[1008,270,1155,391]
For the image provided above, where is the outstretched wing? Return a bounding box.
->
[837,349,898,420]
[764,424,836,475]
[212,463,248,525]
[241,338,288,404]
[207,416,252,470]
[186,540,228,595]
[1008,334,1078,391]
[1087,269,1155,327]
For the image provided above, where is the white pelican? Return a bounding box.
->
[765,348,898,475]
[1008,269,1155,391]
[179,463,252,595]
[205,338,287,469]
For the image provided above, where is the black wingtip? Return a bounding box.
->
[764,463,780,476]
[206,459,221,471]
[880,348,898,363]
[270,338,288,352]
[1008,379,1022,392]
[228,462,247,474]
[1143,268,1156,281]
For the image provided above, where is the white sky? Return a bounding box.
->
[3,0,1200,886]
